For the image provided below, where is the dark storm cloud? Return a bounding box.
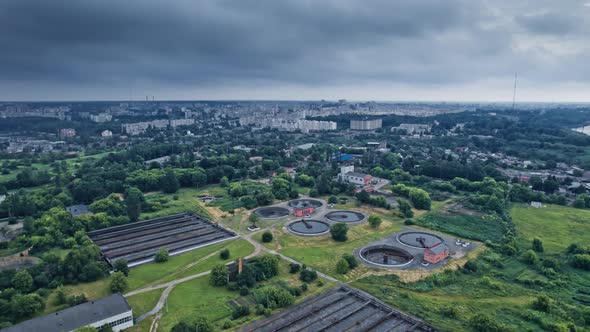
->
[0,0,589,100]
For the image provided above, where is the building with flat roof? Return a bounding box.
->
[1,294,133,332]
[350,119,382,130]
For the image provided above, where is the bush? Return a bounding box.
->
[328,196,338,204]
[299,269,318,283]
[210,264,229,286]
[532,293,552,312]
[231,305,250,320]
[330,223,348,242]
[109,272,127,293]
[289,287,302,296]
[336,259,350,274]
[532,238,544,253]
[220,249,230,260]
[239,287,249,296]
[226,282,239,291]
[253,286,294,308]
[222,320,233,329]
[522,250,539,265]
[113,260,129,277]
[301,283,308,291]
[469,313,507,332]
[342,253,358,269]
[262,231,273,243]
[264,308,272,317]
[572,254,590,270]
[463,260,478,274]
[368,215,382,229]
[255,304,265,315]
[404,218,415,225]
[409,188,431,210]
[154,248,169,263]
[289,263,301,274]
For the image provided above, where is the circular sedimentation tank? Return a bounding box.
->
[288,219,330,236]
[397,231,444,249]
[254,206,290,219]
[325,210,365,223]
[359,245,414,267]
[288,199,323,209]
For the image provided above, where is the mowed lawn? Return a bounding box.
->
[277,220,403,277]
[126,288,163,317]
[511,204,590,253]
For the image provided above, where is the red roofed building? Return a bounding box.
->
[293,207,315,217]
[423,242,449,264]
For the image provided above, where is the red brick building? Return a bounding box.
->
[292,207,315,217]
[423,243,449,264]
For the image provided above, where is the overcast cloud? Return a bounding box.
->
[0,0,589,101]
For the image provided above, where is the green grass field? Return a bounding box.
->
[126,288,163,317]
[158,259,336,331]
[126,238,255,290]
[512,204,590,253]
[416,211,505,243]
[276,220,403,278]
[141,187,213,220]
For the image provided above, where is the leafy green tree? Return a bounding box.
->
[124,187,145,222]
[220,249,230,260]
[330,223,348,242]
[409,188,431,210]
[10,294,44,319]
[368,215,382,229]
[161,169,180,194]
[12,270,33,293]
[532,238,544,253]
[469,313,507,332]
[262,231,273,243]
[328,196,338,204]
[220,176,229,188]
[398,200,413,218]
[154,248,169,263]
[342,254,358,269]
[114,259,129,276]
[210,264,228,286]
[336,259,350,274]
[109,272,128,293]
[53,286,68,305]
[248,213,260,228]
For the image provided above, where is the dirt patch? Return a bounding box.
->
[440,200,486,217]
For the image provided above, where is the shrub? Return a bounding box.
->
[289,263,301,274]
[220,249,230,260]
[330,223,348,242]
[226,282,239,291]
[532,238,544,253]
[109,272,127,293]
[289,287,302,296]
[264,308,272,317]
[522,250,539,265]
[368,215,382,229]
[262,231,273,243]
[572,254,590,270]
[336,259,350,274]
[231,305,250,320]
[113,260,129,276]
[210,264,229,286]
[255,304,265,315]
[239,286,249,296]
[342,254,358,269]
[299,269,318,283]
[154,248,169,263]
[328,196,338,204]
[253,286,294,308]
[463,260,478,274]
[404,219,415,225]
[301,283,308,292]
[532,293,552,312]
[469,313,507,332]
[222,320,232,329]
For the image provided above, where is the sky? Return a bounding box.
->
[1,0,589,102]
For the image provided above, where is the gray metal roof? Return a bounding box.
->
[66,204,92,217]
[346,172,370,178]
[1,294,131,332]
[427,243,448,255]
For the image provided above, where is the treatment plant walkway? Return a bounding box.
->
[126,226,337,329]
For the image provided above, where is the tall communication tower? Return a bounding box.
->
[512,72,518,111]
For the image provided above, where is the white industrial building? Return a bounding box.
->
[1,294,133,332]
[350,119,382,130]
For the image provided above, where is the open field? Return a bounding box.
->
[126,288,163,317]
[512,204,590,253]
[141,187,215,220]
[158,259,336,332]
